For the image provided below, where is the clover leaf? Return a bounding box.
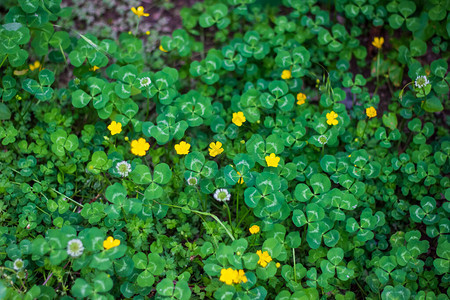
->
[199,4,229,29]
[132,252,165,287]
[184,151,218,180]
[22,69,55,101]
[260,80,295,112]
[275,46,310,78]
[50,129,79,157]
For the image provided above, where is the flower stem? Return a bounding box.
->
[224,202,233,235]
[235,186,240,224]
[134,18,140,35]
[0,55,8,69]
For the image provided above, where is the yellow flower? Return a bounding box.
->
[326,111,339,126]
[175,141,190,155]
[159,45,168,52]
[236,171,244,184]
[372,37,384,49]
[103,236,120,250]
[131,138,150,156]
[232,112,246,126]
[90,66,99,71]
[276,262,281,268]
[131,6,149,18]
[256,250,272,268]
[281,70,292,80]
[265,153,280,168]
[366,106,377,118]
[29,61,40,71]
[249,225,260,234]
[146,31,151,35]
[209,142,224,157]
[107,121,122,135]
[297,93,306,106]
[233,270,248,284]
[219,268,238,285]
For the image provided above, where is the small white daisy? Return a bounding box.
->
[67,239,84,258]
[13,259,24,271]
[139,77,151,88]
[116,161,132,177]
[187,176,198,186]
[415,75,430,89]
[213,189,231,202]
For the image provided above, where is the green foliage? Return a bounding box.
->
[0,0,449,299]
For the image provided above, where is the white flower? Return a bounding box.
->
[67,239,84,258]
[415,75,430,89]
[139,77,151,88]
[13,259,24,271]
[116,161,132,177]
[213,189,231,202]
[187,176,198,186]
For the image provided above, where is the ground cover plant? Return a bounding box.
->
[0,0,449,299]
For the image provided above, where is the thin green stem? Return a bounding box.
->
[293,248,297,282]
[0,55,8,69]
[235,186,240,224]
[354,278,367,296]
[59,44,67,65]
[146,96,151,119]
[235,209,251,229]
[224,202,233,235]
[135,18,141,35]
[36,205,50,216]
[376,50,380,90]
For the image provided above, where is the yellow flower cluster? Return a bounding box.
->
[219,268,248,285]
